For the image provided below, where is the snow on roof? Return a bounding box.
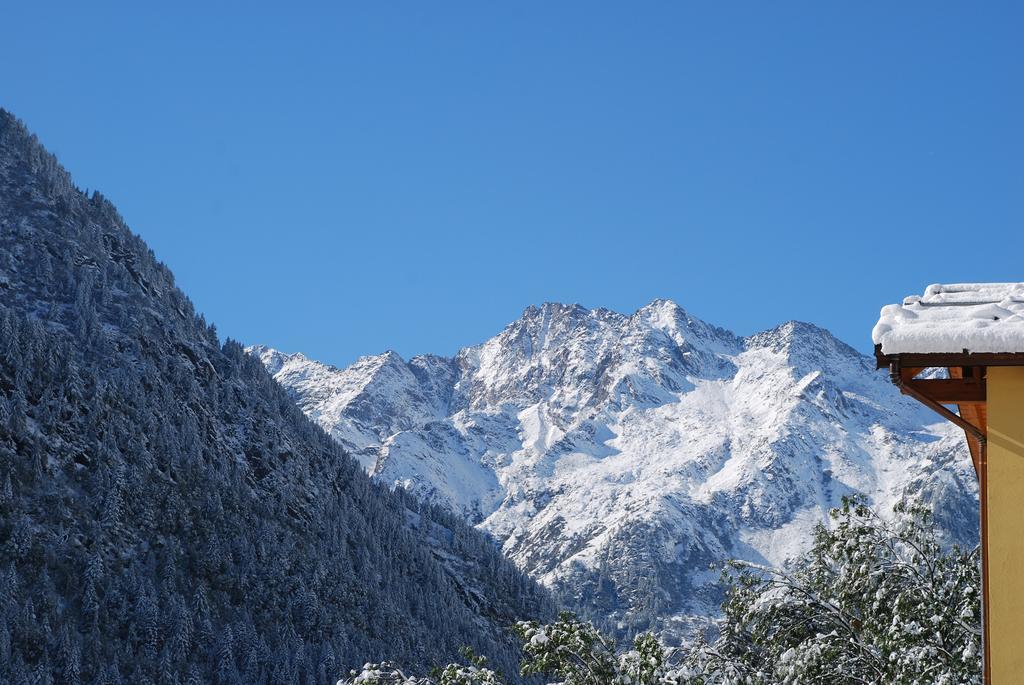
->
[873,283,1024,355]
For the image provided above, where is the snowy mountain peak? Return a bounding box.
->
[247,343,312,375]
[254,300,977,639]
[634,297,696,328]
[743,320,877,385]
[747,319,854,352]
[245,344,447,470]
[633,299,742,361]
[346,349,412,385]
[523,300,591,318]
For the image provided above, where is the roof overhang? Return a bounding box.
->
[873,344,1024,477]
[874,347,1024,370]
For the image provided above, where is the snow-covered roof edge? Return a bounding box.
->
[873,283,1024,355]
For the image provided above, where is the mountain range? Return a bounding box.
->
[252,300,979,639]
[0,103,981,685]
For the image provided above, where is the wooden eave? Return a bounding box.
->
[873,345,1024,370]
[871,343,1024,476]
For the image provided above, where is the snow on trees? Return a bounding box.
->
[342,498,981,685]
[691,496,981,684]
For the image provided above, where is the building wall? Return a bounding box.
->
[985,366,1024,683]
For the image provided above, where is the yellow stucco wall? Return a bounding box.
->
[986,366,1024,683]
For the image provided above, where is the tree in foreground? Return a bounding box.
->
[340,497,981,685]
[691,496,981,684]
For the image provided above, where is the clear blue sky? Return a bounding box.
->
[3,3,1021,366]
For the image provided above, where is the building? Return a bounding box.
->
[873,282,1024,685]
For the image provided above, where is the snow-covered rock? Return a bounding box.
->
[250,300,978,639]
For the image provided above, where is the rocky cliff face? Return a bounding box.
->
[253,299,978,639]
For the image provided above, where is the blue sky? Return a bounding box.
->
[3,3,1021,366]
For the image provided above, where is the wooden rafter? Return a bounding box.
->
[901,378,986,404]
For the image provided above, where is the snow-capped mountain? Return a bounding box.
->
[250,300,978,639]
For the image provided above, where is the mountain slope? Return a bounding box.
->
[0,110,551,685]
[254,301,978,640]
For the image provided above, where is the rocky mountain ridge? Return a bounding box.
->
[253,299,979,638]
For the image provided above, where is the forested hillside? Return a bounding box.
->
[0,110,551,685]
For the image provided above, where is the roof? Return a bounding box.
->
[872,283,1024,355]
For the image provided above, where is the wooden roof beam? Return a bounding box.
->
[875,344,1024,370]
[902,378,986,404]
